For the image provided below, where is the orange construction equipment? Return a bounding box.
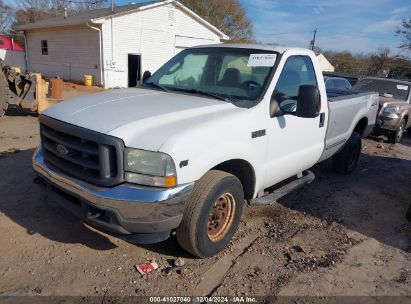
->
[50,77,64,101]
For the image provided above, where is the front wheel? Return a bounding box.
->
[332,132,362,174]
[176,170,244,258]
[388,119,406,144]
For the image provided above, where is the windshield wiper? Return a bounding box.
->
[144,82,169,92]
[170,88,236,102]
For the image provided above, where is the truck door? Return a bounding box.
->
[263,55,327,189]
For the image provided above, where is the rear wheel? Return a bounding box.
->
[176,170,244,258]
[0,72,9,117]
[388,119,406,144]
[332,132,362,174]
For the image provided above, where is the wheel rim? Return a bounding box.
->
[397,121,405,142]
[208,193,236,243]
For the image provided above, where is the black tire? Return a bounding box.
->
[406,204,411,222]
[388,119,406,144]
[406,205,411,222]
[176,170,244,258]
[332,132,362,174]
[0,72,9,117]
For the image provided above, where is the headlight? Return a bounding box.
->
[124,148,177,188]
[383,105,399,114]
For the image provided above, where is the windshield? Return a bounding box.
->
[354,78,410,101]
[145,47,278,102]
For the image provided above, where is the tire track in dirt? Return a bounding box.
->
[191,233,259,296]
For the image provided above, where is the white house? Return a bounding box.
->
[17,0,228,88]
[316,53,335,72]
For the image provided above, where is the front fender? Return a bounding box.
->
[157,105,268,198]
[164,139,264,199]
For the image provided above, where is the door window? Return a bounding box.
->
[325,79,335,90]
[272,56,317,113]
[335,79,352,90]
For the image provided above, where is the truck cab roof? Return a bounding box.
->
[191,43,312,55]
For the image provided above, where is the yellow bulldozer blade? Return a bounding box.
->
[31,73,53,113]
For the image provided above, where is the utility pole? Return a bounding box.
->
[111,0,114,12]
[310,29,317,51]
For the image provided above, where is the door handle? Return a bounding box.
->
[319,112,326,128]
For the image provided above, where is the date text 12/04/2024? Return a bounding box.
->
[149,296,258,303]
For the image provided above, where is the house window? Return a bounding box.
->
[41,40,48,55]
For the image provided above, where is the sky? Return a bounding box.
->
[236,0,411,55]
[8,0,410,54]
[114,0,411,55]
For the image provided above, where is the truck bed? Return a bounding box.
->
[318,89,379,162]
[326,88,367,101]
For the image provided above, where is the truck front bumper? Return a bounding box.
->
[33,147,194,242]
[375,113,402,132]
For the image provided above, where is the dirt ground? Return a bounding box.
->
[0,107,410,300]
[60,82,104,100]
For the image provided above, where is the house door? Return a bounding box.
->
[128,54,141,87]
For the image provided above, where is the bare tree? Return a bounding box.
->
[11,0,105,46]
[396,19,411,52]
[17,0,60,19]
[71,0,105,12]
[368,48,390,77]
[14,0,105,25]
[0,0,13,34]
[180,0,253,43]
[322,48,411,78]
[12,0,106,32]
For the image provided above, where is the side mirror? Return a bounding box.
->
[142,71,151,84]
[296,85,320,118]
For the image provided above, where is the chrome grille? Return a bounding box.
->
[39,115,124,187]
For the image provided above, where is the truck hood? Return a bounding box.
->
[43,88,239,151]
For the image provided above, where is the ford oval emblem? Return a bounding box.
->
[56,144,69,155]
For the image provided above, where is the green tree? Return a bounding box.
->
[332,52,359,74]
[180,0,253,43]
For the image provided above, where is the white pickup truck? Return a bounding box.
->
[33,44,378,258]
